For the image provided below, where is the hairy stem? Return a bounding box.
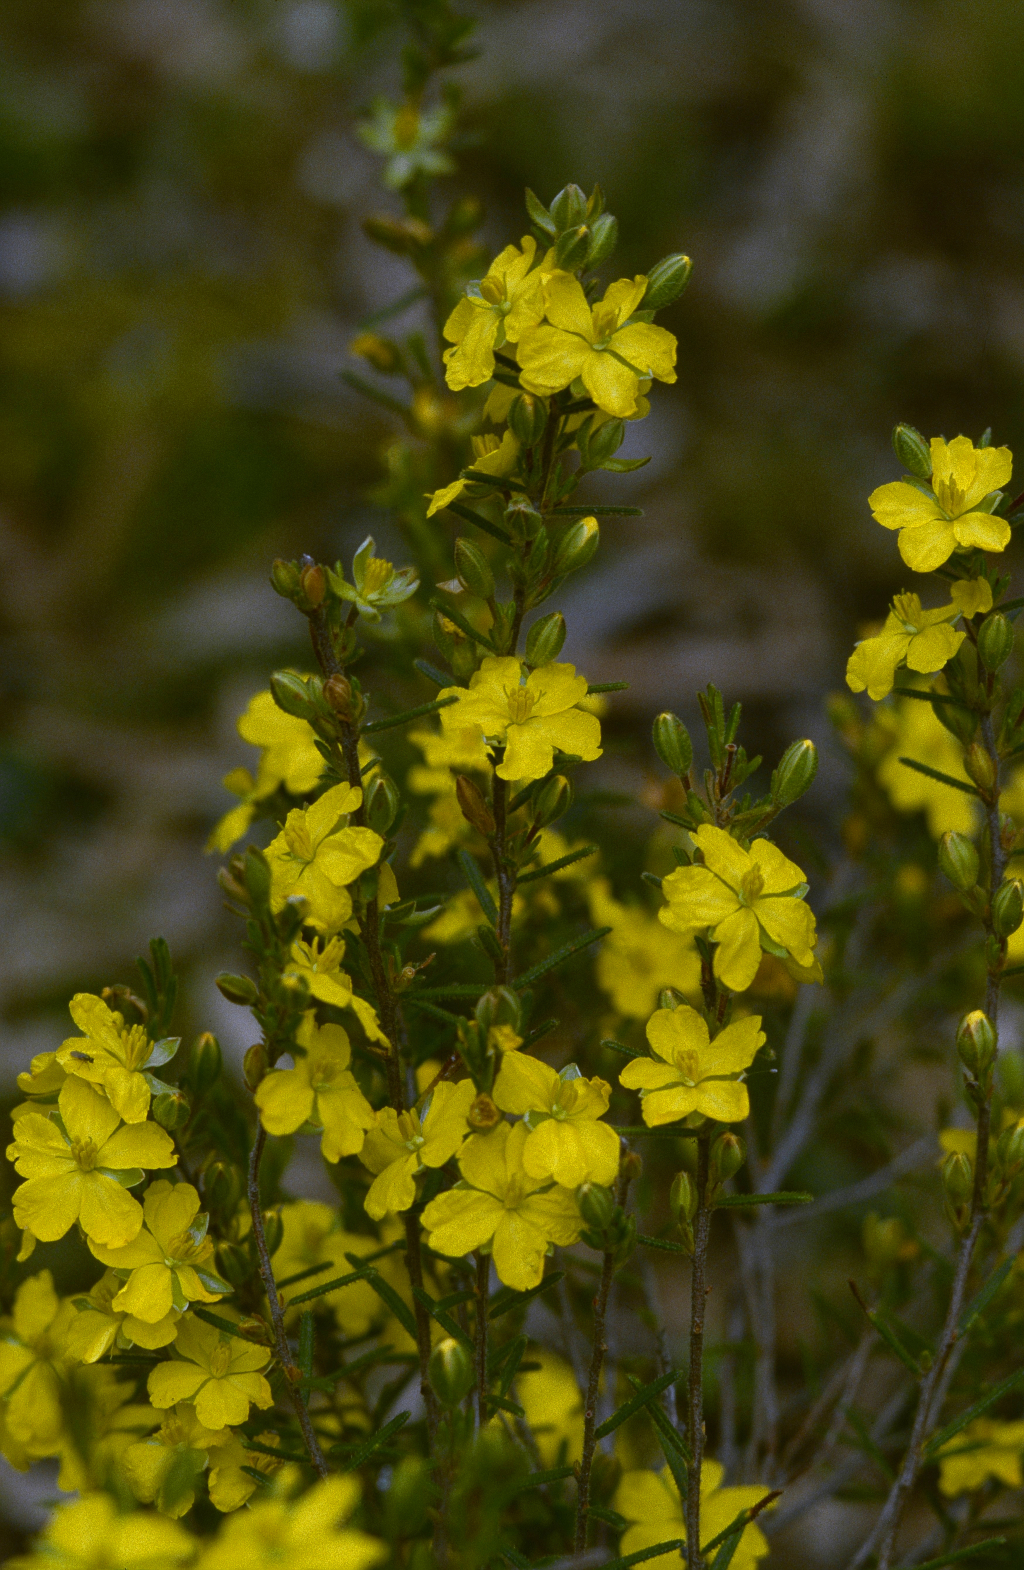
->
[686,1133,712,1569]
[574,1245,616,1553]
[491,774,515,984]
[475,1252,490,1429]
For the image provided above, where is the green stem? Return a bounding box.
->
[686,1134,712,1570]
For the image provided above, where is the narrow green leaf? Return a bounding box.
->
[644,1394,692,1465]
[715,1192,813,1208]
[427,596,496,653]
[520,1018,558,1049]
[597,1538,685,1570]
[413,658,454,688]
[276,1262,333,1291]
[601,1038,642,1059]
[517,845,599,883]
[362,695,459,734]
[485,1393,526,1417]
[457,849,498,925]
[924,1368,1024,1458]
[338,1411,411,1472]
[897,757,979,796]
[700,1493,781,1558]
[958,1257,1014,1335]
[860,1311,924,1376]
[358,284,428,329]
[446,500,513,544]
[638,1233,691,1256]
[892,686,974,711]
[412,1286,474,1351]
[609,1124,701,1138]
[911,1540,1007,1570]
[286,1266,372,1308]
[488,1271,564,1320]
[459,467,528,491]
[347,1261,418,1341]
[595,1368,683,1439]
[242,1437,308,1462]
[402,997,464,1025]
[191,1307,249,1341]
[503,1464,574,1495]
[513,926,611,990]
[587,682,630,694]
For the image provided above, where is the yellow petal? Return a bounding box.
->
[906,623,964,673]
[953,512,1011,554]
[712,908,762,991]
[898,517,958,572]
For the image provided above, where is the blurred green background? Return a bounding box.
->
[2,0,1024,1540]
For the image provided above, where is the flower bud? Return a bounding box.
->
[670,1170,698,1223]
[553,224,591,271]
[552,516,599,577]
[468,1093,501,1132]
[977,612,1014,672]
[585,212,618,269]
[996,1118,1024,1177]
[270,670,317,722]
[550,183,587,230]
[621,1149,643,1184]
[152,1088,191,1131]
[658,988,686,1010]
[216,1241,252,1289]
[299,563,325,609]
[508,393,547,448]
[709,1132,746,1188]
[993,878,1024,937]
[270,559,301,599]
[891,423,932,479]
[446,195,483,235]
[526,612,566,667]
[771,739,819,807]
[429,1337,476,1407]
[362,214,432,253]
[942,1150,973,1207]
[475,986,521,1034]
[244,846,272,908]
[365,774,401,836]
[324,674,353,718]
[216,972,258,1007]
[350,332,403,375]
[584,419,625,469]
[531,774,573,828]
[237,1314,274,1347]
[652,713,693,777]
[188,1033,222,1096]
[576,1183,616,1231]
[938,831,979,892]
[243,1042,268,1091]
[203,1160,242,1214]
[261,1209,284,1256]
[964,742,998,794]
[456,774,496,836]
[642,253,693,310]
[956,1010,997,1079]
[453,537,495,600]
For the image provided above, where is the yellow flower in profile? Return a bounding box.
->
[196,1475,386,1570]
[439,656,601,783]
[55,992,178,1125]
[208,689,324,854]
[273,1202,382,1336]
[876,698,977,838]
[7,1077,176,1249]
[588,877,702,1016]
[517,273,676,417]
[282,938,387,1043]
[846,581,993,702]
[421,1121,581,1291]
[516,1349,584,1464]
[123,1402,229,1519]
[869,435,1013,572]
[65,1269,179,1361]
[0,1272,75,1464]
[6,1492,194,1570]
[938,1418,1024,1496]
[615,1462,774,1570]
[620,1006,765,1126]
[147,1313,272,1429]
[86,1181,228,1324]
[255,1015,376,1162]
[360,1079,476,1220]
[493,1055,620,1187]
[264,782,383,933]
[659,825,818,993]
[426,429,520,517]
[442,237,548,390]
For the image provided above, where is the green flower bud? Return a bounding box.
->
[862,1212,916,1273]
[362,214,432,253]
[454,537,495,600]
[269,670,317,722]
[262,1209,284,1256]
[658,988,685,1011]
[270,559,301,599]
[532,774,573,828]
[956,1010,997,1078]
[938,831,979,892]
[709,1132,746,1188]
[446,196,484,235]
[670,1170,699,1223]
[526,612,567,667]
[964,742,998,794]
[977,613,1014,673]
[365,774,401,836]
[942,1149,973,1207]
[455,774,496,836]
[549,184,587,231]
[585,212,618,269]
[553,516,599,575]
[244,846,272,908]
[582,418,626,469]
[475,986,521,1034]
[993,878,1024,938]
[243,1042,268,1091]
[429,1337,475,1407]
[554,224,591,271]
[508,393,548,448]
[215,1241,252,1289]
[642,253,693,310]
[577,1182,617,1232]
[771,739,819,807]
[152,1088,191,1131]
[652,712,693,777]
[891,423,933,479]
[188,1033,222,1097]
[215,972,258,1007]
[203,1160,243,1214]
[996,1119,1024,1177]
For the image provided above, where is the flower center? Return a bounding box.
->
[890,592,920,634]
[675,1048,701,1088]
[505,685,538,725]
[397,1110,424,1151]
[591,303,618,345]
[362,557,393,595]
[71,1138,100,1171]
[503,1174,528,1208]
[283,820,315,863]
[479,276,505,307]
[159,1416,188,1447]
[120,1023,151,1070]
[739,866,765,905]
[209,1345,232,1378]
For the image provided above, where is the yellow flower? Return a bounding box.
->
[7,1077,176,1249]
[207,1429,284,1513]
[123,1402,230,1519]
[493,1054,620,1187]
[439,656,602,783]
[516,1349,584,1464]
[876,697,977,837]
[65,1269,180,1361]
[6,1492,194,1570]
[659,825,818,993]
[15,1049,67,1108]
[938,1418,1024,1495]
[50,1363,156,1496]
[264,782,383,933]
[517,274,676,417]
[620,1006,765,1126]
[845,583,994,701]
[442,237,549,391]
[0,1271,75,1464]
[147,1313,272,1429]
[421,1121,581,1291]
[86,1181,229,1324]
[208,689,324,853]
[360,1079,476,1220]
[615,1461,774,1570]
[421,884,525,945]
[196,1475,386,1570]
[273,1202,383,1336]
[282,939,387,1043]
[869,436,1013,572]
[255,1015,376,1161]
[55,992,178,1125]
[426,429,520,517]
[588,877,702,1017]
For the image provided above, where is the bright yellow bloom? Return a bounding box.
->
[196,1474,386,1570]
[51,1363,156,1496]
[442,237,549,391]
[408,720,492,777]
[331,536,418,622]
[148,1314,272,1430]
[273,1202,384,1336]
[620,1006,765,1126]
[869,436,1013,573]
[15,1049,67,1108]
[55,992,177,1125]
[361,1079,476,1220]
[426,429,520,517]
[615,1461,774,1570]
[255,1015,376,1161]
[517,273,676,417]
[493,1054,620,1187]
[87,1181,228,1323]
[0,1271,75,1465]
[938,1418,1024,1495]
[66,1269,179,1360]
[439,656,601,783]
[207,1429,285,1512]
[421,1121,581,1290]
[6,1492,194,1570]
[264,782,383,933]
[660,825,818,993]
[208,689,324,853]
[516,1349,584,1464]
[588,877,702,1016]
[7,1077,176,1249]
[123,1402,229,1519]
[876,697,977,837]
[846,581,993,702]
[282,938,387,1043]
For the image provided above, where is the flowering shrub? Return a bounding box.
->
[4,7,1024,1570]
